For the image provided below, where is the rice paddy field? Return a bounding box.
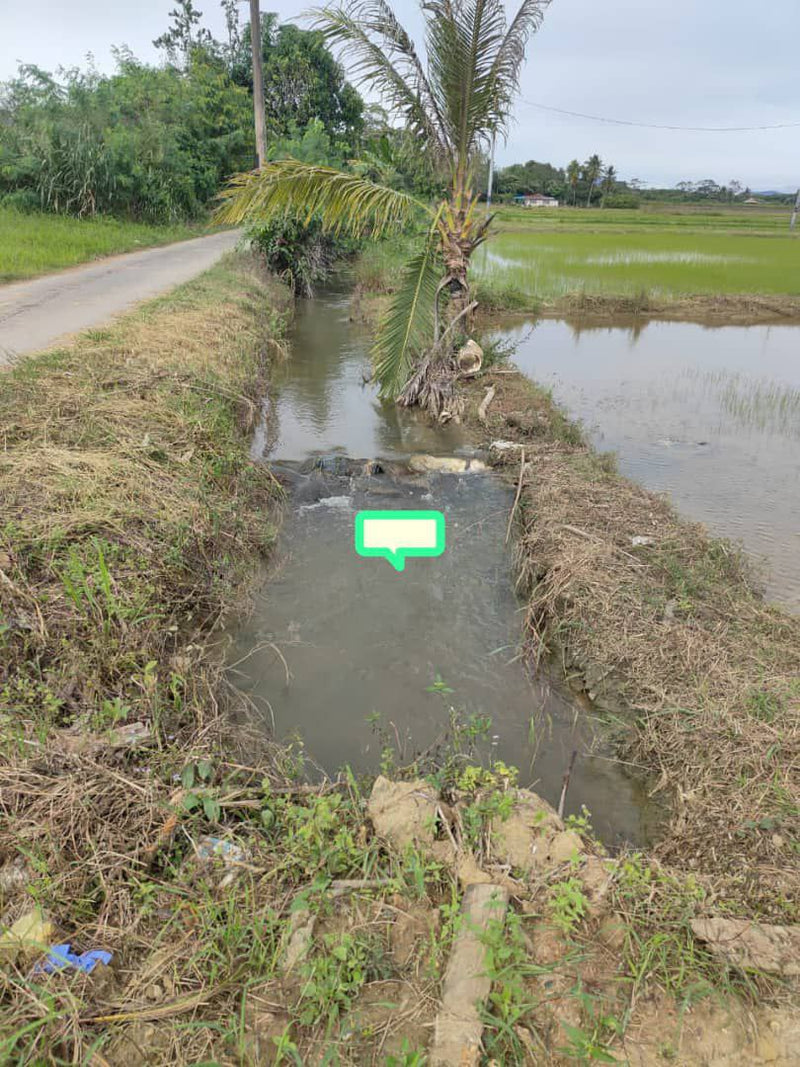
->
[0,208,198,283]
[472,203,800,306]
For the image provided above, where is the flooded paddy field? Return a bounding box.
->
[473,228,800,300]
[495,317,800,610]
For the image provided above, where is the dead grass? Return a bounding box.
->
[0,253,303,1060]
[462,370,800,921]
[0,255,461,1067]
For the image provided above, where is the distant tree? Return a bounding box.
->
[495,158,565,199]
[728,179,743,201]
[230,19,363,146]
[696,179,721,199]
[600,163,616,208]
[153,0,212,67]
[566,158,580,206]
[583,153,602,207]
[219,0,242,70]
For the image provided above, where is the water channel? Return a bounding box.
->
[231,279,799,849]
[234,279,656,847]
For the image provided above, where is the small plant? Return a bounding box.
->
[565,805,594,835]
[385,1040,427,1065]
[180,758,221,822]
[296,932,371,1029]
[548,878,589,935]
[479,910,558,1061]
[90,696,131,731]
[558,1021,618,1063]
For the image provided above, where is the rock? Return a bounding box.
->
[691,918,800,976]
[456,339,483,376]
[548,830,584,866]
[0,908,54,964]
[578,855,614,917]
[50,721,151,757]
[283,907,316,974]
[456,852,495,889]
[631,535,655,547]
[407,454,487,474]
[597,915,628,950]
[367,776,439,850]
[489,439,524,458]
[431,884,509,1066]
[490,788,585,876]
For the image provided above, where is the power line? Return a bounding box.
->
[519,100,800,132]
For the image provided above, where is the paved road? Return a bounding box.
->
[0,230,242,365]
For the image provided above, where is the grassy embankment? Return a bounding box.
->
[356,233,799,916]
[354,203,800,322]
[0,208,200,283]
[0,250,796,1064]
[461,372,799,917]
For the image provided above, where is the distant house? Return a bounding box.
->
[514,193,559,208]
[743,197,761,205]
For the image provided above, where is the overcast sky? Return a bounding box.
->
[2,0,797,189]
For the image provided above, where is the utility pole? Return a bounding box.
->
[249,0,267,168]
[791,188,800,231]
[486,130,496,214]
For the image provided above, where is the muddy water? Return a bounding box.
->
[235,280,654,847]
[500,319,800,610]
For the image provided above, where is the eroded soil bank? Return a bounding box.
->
[232,280,655,849]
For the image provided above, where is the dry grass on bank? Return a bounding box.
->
[0,255,302,1060]
[463,370,800,920]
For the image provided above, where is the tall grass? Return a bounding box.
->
[0,208,198,283]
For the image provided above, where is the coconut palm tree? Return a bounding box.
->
[600,163,616,208]
[566,158,580,206]
[583,153,602,208]
[215,0,551,403]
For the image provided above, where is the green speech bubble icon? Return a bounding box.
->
[355,510,445,572]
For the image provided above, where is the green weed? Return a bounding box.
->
[548,878,589,935]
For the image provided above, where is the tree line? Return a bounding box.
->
[494,154,636,208]
[0,0,434,223]
[494,157,790,208]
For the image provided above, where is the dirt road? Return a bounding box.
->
[0,230,241,365]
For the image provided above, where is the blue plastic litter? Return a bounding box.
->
[34,944,112,975]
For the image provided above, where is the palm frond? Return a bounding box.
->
[486,0,551,128]
[214,159,427,239]
[425,0,549,162]
[312,2,450,162]
[372,228,442,398]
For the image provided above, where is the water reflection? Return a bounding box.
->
[498,318,800,609]
[250,278,465,461]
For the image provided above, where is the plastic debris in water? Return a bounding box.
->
[34,944,112,975]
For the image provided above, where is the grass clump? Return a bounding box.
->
[0,206,199,282]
